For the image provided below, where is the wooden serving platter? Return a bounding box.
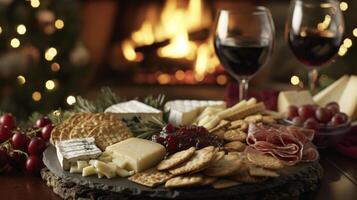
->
[42,145,323,200]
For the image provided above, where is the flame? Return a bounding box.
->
[121,40,137,61]
[131,21,155,46]
[194,39,220,77]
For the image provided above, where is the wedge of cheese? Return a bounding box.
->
[105,100,163,122]
[313,75,349,106]
[278,90,314,113]
[338,75,357,120]
[105,138,166,172]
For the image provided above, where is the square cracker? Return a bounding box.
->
[128,168,174,187]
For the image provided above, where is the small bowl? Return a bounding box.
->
[282,119,351,149]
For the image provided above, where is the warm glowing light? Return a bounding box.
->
[290,75,300,85]
[51,62,60,72]
[66,95,76,105]
[338,46,348,56]
[10,38,20,48]
[175,70,185,81]
[194,73,204,82]
[45,80,56,90]
[353,28,357,37]
[53,110,61,116]
[343,38,352,48]
[340,2,348,11]
[17,75,26,85]
[32,91,42,102]
[157,73,170,84]
[195,43,209,76]
[216,75,228,85]
[31,0,40,8]
[131,21,155,46]
[17,24,26,35]
[54,19,64,29]
[0,26,2,34]
[121,40,137,61]
[45,47,58,61]
[317,15,331,31]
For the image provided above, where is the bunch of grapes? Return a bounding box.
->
[152,124,224,155]
[287,102,349,131]
[0,113,55,174]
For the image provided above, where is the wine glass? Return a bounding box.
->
[286,0,344,91]
[214,7,275,101]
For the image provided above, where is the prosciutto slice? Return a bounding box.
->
[246,123,319,166]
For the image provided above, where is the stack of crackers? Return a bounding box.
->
[128,146,284,189]
[50,113,133,150]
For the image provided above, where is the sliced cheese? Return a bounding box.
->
[69,164,82,174]
[112,158,130,170]
[278,90,314,113]
[105,100,163,122]
[105,138,166,172]
[338,75,357,120]
[77,160,89,170]
[82,166,97,177]
[93,160,117,179]
[313,75,349,106]
[116,167,133,177]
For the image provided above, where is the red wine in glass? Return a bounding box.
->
[214,37,270,78]
[288,29,341,66]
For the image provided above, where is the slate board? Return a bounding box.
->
[43,145,323,200]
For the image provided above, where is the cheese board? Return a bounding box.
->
[43,145,323,200]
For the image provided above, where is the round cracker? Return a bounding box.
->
[165,175,203,188]
[157,147,196,171]
[223,130,247,142]
[204,154,242,177]
[247,153,284,170]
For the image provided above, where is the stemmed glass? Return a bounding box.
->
[286,0,344,91]
[214,7,275,101]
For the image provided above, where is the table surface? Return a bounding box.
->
[0,150,356,200]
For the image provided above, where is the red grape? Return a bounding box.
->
[287,105,299,120]
[330,113,348,126]
[0,125,12,143]
[28,137,46,156]
[8,151,26,169]
[0,113,16,130]
[315,107,333,123]
[36,116,51,128]
[11,131,30,151]
[0,147,8,168]
[304,118,319,131]
[41,124,54,141]
[26,155,44,174]
[298,105,315,120]
[292,116,304,126]
[325,102,339,115]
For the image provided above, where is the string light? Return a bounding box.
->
[32,91,42,102]
[175,70,185,81]
[216,75,228,85]
[30,0,40,8]
[343,38,352,48]
[339,2,348,11]
[45,80,56,90]
[17,24,26,35]
[157,73,170,84]
[17,75,26,85]
[338,46,348,56]
[45,47,58,61]
[290,75,300,85]
[54,19,64,29]
[0,26,2,34]
[66,95,76,105]
[50,62,60,72]
[353,28,357,37]
[10,38,20,48]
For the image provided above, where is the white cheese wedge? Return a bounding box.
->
[82,166,97,177]
[105,100,163,122]
[105,138,166,172]
[338,75,357,120]
[164,100,226,126]
[313,75,349,106]
[56,137,102,170]
[277,90,314,113]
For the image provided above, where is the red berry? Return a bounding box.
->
[325,102,339,115]
[0,113,16,130]
[36,116,51,128]
[0,147,8,168]
[298,105,315,120]
[28,137,46,156]
[11,131,30,151]
[287,105,299,120]
[26,155,44,174]
[41,124,54,141]
[0,125,12,143]
[304,118,319,131]
[315,107,333,123]
[330,113,348,126]
[292,116,304,126]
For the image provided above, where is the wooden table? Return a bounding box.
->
[0,150,356,200]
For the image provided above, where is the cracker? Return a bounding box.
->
[212,151,225,162]
[169,146,215,175]
[247,153,284,170]
[223,130,247,142]
[201,177,217,186]
[224,141,246,152]
[209,120,230,133]
[228,120,248,131]
[248,167,280,178]
[244,114,263,123]
[204,155,242,177]
[157,147,196,171]
[228,102,266,121]
[262,116,277,124]
[128,168,173,187]
[212,179,241,189]
[165,175,203,188]
[211,129,226,138]
[231,171,268,184]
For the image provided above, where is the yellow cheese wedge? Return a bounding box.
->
[105,138,166,172]
[338,75,357,120]
[278,90,314,113]
[313,75,349,106]
[112,158,129,170]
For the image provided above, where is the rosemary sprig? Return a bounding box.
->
[124,116,166,139]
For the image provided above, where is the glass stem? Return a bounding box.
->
[309,68,318,92]
[238,78,249,101]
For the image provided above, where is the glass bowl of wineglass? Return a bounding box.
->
[286,0,344,91]
[214,7,275,101]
